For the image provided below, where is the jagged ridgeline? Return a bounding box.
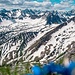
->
[0,9,75,65]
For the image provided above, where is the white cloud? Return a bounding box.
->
[22,1,52,10]
[9,0,22,4]
[0,0,75,11]
[52,0,74,11]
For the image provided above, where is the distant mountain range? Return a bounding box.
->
[0,9,75,24]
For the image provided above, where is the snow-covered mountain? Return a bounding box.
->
[1,9,75,25]
[0,9,75,65]
[0,9,67,24]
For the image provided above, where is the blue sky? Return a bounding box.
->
[36,0,61,3]
[0,0,75,11]
[50,0,60,3]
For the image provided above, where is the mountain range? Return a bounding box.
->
[0,9,75,65]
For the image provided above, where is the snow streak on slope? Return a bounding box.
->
[0,16,47,65]
[22,17,75,63]
[0,11,75,65]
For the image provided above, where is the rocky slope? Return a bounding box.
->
[0,9,75,65]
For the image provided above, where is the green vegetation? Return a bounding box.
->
[0,62,30,75]
[0,61,43,75]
